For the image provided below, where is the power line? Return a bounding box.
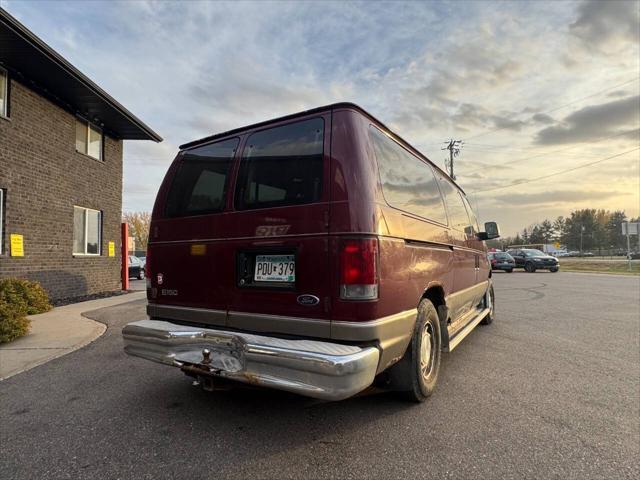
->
[470,147,640,194]
[460,128,639,177]
[463,77,640,142]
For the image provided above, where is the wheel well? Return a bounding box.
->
[422,286,445,312]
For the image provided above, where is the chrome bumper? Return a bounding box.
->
[122,320,380,401]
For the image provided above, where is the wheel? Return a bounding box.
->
[387,298,441,402]
[138,269,145,280]
[480,283,495,325]
[550,267,559,273]
[506,269,513,273]
[524,262,536,273]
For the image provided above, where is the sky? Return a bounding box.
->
[4,0,640,235]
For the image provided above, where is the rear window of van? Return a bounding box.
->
[165,138,239,217]
[235,118,324,210]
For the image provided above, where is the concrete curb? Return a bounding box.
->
[0,291,146,380]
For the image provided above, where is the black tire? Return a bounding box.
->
[506,269,513,273]
[387,298,441,402]
[524,262,536,273]
[480,283,495,325]
[550,267,559,273]
[137,269,145,280]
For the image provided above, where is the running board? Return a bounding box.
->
[446,307,490,352]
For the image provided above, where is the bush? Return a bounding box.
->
[0,279,52,343]
[0,278,52,315]
[0,300,31,343]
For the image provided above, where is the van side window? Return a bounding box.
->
[461,195,479,234]
[235,118,324,210]
[437,177,471,231]
[165,138,239,217]
[370,127,447,225]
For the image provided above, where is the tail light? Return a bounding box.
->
[491,259,497,265]
[340,238,378,300]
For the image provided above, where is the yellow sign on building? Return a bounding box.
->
[10,234,24,257]
[108,241,115,257]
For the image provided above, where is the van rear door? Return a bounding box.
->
[148,138,240,316]
[224,115,332,336]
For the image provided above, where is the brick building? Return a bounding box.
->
[0,9,161,300]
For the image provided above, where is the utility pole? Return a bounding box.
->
[442,139,463,180]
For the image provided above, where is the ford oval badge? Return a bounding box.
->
[297,294,320,306]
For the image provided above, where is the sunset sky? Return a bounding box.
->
[5,0,639,235]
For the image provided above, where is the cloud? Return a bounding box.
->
[534,95,640,145]
[531,113,554,124]
[570,0,640,53]
[489,189,630,207]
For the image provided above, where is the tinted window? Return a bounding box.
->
[235,118,324,210]
[524,249,545,257]
[166,138,239,217]
[437,176,471,231]
[461,195,479,234]
[371,127,447,224]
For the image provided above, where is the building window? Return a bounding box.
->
[73,206,102,255]
[75,118,103,160]
[0,67,8,118]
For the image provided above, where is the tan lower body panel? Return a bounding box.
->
[331,309,417,374]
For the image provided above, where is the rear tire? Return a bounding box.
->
[524,262,536,273]
[506,269,513,273]
[480,283,495,325]
[550,267,559,273]
[138,269,145,280]
[387,298,441,402]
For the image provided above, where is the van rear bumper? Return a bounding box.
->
[122,320,380,401]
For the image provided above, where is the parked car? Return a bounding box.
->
[128,255,145,280]
[488,251,515,272]
[506,248,559,272]
[122,103,500,402]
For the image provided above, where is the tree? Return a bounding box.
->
[605,210,627,250]
[122,211,151,252]
[529,224,544,244]
[553,216,566,244]
[539,219,554,245]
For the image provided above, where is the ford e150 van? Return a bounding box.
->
[122,103,500,402]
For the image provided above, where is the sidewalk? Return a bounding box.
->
[0,291,146,380]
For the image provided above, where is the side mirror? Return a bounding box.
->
[477,221,500,240]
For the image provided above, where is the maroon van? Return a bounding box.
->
[122,103,500,401]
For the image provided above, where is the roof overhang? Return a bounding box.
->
[0,8,162,142]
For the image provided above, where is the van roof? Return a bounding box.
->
[179,102,464,193]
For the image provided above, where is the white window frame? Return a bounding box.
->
[0,189,4,255]
[73,206,102,256]
[75,118,103,161]
[0,67,8,118]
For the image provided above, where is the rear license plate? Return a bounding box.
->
[254,255,295,282]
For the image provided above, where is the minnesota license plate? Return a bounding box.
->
[254,255,295,282]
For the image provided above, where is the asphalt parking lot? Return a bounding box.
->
[1,271,638,479]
